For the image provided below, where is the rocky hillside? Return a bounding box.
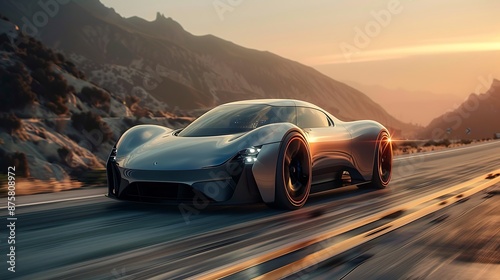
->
[0,17,188,184]
[421,79,500,140]
[0,0,412,135]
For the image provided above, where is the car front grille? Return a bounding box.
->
[121,182,207,202]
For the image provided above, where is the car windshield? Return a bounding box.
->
[178,104,295,137]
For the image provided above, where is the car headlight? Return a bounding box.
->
[109,147,117,162]
[240,146,262,164]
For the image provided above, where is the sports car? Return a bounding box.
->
[107,99,392,209]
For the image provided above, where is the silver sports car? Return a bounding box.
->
[107,99,392,209]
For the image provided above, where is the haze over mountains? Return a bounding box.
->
[345,81,464,126]
[1,0,411,135]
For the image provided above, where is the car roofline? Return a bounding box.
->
[222,99,318,108]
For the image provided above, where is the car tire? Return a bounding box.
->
[273,131,312,210]
[369,131,392,189]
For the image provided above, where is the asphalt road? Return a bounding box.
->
[1,140,500,279]
[306,184,500,280]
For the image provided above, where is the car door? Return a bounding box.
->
[296,107,353,185]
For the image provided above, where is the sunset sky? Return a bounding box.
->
[101,0,500,98]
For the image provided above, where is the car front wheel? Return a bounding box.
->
[273,132,312,210]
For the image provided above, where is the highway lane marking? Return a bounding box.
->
[394,140,500,161]
[186,168,500,280]
[0,194,105,209]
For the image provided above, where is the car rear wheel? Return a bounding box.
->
[273,132,312,210]
[369,132,392,189]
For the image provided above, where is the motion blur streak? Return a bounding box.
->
[252,170,500,279]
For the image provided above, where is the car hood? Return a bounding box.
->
[117,133,245,170]
[115,123,298,170]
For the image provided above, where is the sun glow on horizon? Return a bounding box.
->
[309,41,500,65]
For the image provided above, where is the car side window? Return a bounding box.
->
[266,106,296,125]
[297,107,331,128]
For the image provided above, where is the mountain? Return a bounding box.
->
[0,16,188,185]
[344,81,463,126]
[421,79,500,140]
[0,0,413,136]
[0,17,108,182]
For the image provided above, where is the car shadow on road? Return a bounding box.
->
[103,184,390,217]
